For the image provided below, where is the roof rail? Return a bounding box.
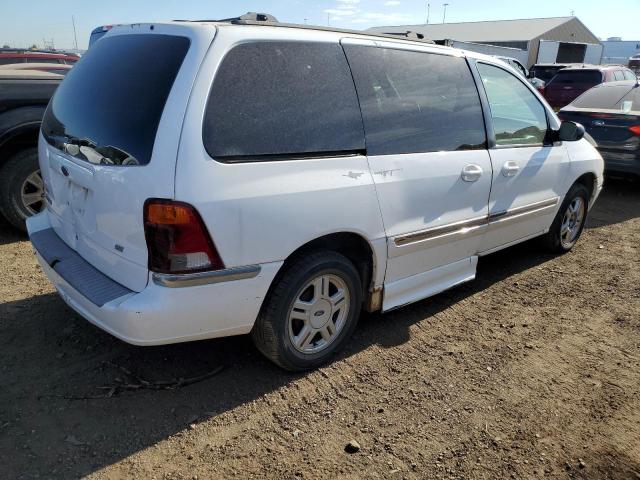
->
[178,12,436,45]
[384,30,426,40]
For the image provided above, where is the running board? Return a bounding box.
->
[382,256,477,312]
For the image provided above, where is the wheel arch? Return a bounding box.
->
[572,171,597,204]
[268,231,383,313]
[0,106,46,167]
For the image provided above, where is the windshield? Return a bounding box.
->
[42,34,189,166]
[531,66,563,83]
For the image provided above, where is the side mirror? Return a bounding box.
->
[557,121,585,142]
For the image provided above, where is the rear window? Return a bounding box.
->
[572,84,639,113]
[531,66,562,83]
[203,41,364,161]
[550,70,602,85]
[343,45,486,155]
[42,34,189,166]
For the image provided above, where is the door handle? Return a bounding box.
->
[461,164,483,182]
[502,161,520,177]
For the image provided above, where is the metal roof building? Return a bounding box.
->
[368,17,602,67]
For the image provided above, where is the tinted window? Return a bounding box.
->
[343,46,486,155]
[613,71,625,81]
[531,66,563,83]
[477,63,548,146]
[623,70,636,81]
[42,34,189,166]
[550,70,602,85]
[203,42,364,160]
[26,58,60,64]
[573,84,639,113]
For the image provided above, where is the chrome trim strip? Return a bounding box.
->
[152,265,261,288]
[394,216,488,247]
[393,197,560,247]
[487,197,559,223]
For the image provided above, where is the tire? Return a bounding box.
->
[252,251,363,371]
[541,183,590,253]
[0,148,43,232]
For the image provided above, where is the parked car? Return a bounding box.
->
[559,80,640,177]
[629,54,640,74]
[0,69,62,230]
[545,65,637,110]
[0,63,72,76]
[529,63,570,84]
[27,14,603,371]
[0,50,79,66]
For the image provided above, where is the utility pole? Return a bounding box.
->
[426,3,430,24]
[442,3,449,23]
[71,15,78,51]
[327,13,330,26]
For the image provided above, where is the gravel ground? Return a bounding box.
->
[0,179,639,480]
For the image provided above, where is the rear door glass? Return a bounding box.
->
[42,34,190,166]
[343,45,486,155]
[203,41,365,161]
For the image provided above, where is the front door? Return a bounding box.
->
[474,62,570,253]
[342,40,492,310]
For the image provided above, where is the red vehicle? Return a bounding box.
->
[0,51,79,66]
[544,65,637,110]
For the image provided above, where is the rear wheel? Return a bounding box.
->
[541,183,589,253]
[252,251,362,371]
[0,148,43,232]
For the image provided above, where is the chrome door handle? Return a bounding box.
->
[461,164,483,182]
[502,161,520,177]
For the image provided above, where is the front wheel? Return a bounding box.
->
[252,251,362,371]
[541,183,590,253]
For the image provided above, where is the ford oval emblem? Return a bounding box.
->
[61,165,69,177]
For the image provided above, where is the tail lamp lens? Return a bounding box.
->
[144,199,224,274]
[629,125,640,136]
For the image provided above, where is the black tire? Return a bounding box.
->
[0,148,42,232]
[541,183,590,253]
[252,251,363,371]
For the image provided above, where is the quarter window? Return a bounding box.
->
[343,45,487,156]
[203,42,365,160]
[477,63,548,146]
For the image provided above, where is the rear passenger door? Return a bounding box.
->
[474,61,569,253]
[343,41,492,310]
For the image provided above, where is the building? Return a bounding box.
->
[601,39,640,65]
[368,17,602,67]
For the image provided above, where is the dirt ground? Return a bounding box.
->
[0,178,639,480]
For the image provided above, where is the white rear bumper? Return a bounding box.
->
[28,212,282,346]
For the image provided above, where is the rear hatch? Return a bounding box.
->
[545,70,603,109]
[39,24,214,291]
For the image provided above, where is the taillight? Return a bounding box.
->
[629,125,640,136]
[143,199,224,274]
[537,86,545,95]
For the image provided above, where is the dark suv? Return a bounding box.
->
[544,65,637,110]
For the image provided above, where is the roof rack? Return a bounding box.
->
[177,12,435,45]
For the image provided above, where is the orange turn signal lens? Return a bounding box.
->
[145,203,193,225]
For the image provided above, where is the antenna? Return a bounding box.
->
[442,3,449,23]
[71,15,78,51]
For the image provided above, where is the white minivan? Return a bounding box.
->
[28,14,604,370]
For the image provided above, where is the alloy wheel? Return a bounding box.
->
[287,273,350,354]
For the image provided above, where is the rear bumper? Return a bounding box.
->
[27,212,282,346]
[599,150,640,175]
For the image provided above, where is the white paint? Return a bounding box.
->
[30,22,605,346]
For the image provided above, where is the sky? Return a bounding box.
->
[1,0,638,50]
